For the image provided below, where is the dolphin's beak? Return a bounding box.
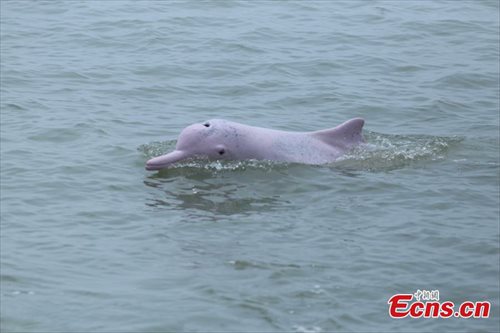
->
[145,150,189,170]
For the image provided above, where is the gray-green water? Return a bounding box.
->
[1,1,499,332]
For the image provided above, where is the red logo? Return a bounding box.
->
[388,290,490,319]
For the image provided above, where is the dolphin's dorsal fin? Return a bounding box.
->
[311,118,365,148]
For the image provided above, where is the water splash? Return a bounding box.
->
[138,132,463,173]
[335,131,464,171]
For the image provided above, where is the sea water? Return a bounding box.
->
[1,1,499,332]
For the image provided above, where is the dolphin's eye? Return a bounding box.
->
[218,149,225,155]
[203,122,210,127]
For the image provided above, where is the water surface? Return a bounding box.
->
[1,1,499,332]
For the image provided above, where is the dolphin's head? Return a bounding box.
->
[145,119,233,170]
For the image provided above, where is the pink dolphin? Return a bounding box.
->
[145,118,365,170]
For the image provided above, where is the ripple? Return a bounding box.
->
[434,72,498,89]
[28,127,82,143]
[292,325,323,333]
[2,103,26,111]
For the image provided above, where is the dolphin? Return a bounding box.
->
[145,118,365,170]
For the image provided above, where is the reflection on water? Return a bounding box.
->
[144,170,289,216]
